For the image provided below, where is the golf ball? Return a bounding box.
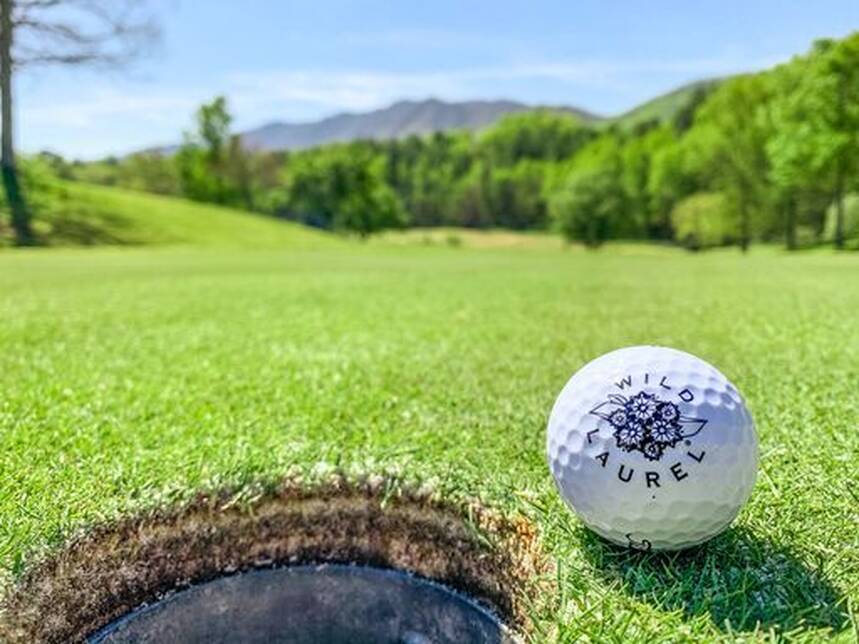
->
[546,346,757,550]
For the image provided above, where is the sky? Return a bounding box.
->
[16,0,859,159]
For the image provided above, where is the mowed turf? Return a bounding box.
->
[17,181,339,248]
[0,236,857,641]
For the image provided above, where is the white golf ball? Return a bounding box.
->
[546,346,757,551]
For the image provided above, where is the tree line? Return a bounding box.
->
[21,31,859,250]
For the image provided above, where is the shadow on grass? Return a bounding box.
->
[580,526,849,636]
[36,208,139,246]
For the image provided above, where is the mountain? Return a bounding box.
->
[145,82,721,156]
[237,98,600,151]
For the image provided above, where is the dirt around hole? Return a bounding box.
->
[0,477,550,643]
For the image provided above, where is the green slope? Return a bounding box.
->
[607,79,723,130]
[7,181,337,249]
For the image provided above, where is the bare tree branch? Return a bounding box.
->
[15,19,121,44]
[11,0,160,69]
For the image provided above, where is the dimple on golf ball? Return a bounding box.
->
[546,346,757,550]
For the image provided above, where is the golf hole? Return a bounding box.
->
[89,564,515,643]
[0,477,548,643]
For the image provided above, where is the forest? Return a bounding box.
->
[29,32,859,250]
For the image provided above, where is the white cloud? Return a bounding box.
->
[24,87,200,129]
[226,52,785,116]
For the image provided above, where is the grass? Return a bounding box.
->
[370,226,566,249]
[0,190,857,641]
[4,180,337,249]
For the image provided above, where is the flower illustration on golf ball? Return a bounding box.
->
[629,392,659,420]
[658,402,679,422]
[609,409,628,428]
[589,387,708,461]
[616,421,646,449]
[607,392,684,460]
[650,418,681,444]
[642,442,664,460]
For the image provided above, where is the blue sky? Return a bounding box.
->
[18,0,859,158]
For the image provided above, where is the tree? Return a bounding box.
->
[823,194,859,248]
[688,74,773,251]
[671,83,717,132]
[813,35,859,249]
[550,168,626,247]
[282,144,405,235]
[487,160,550,229]
[621,125,675,237]
[450,160,492,228]
[224,135,255,211]
[118,153,179,195]
[766,58,818,250]
[549,136,628,247]
[671,192,735,250]
[387,131,473,227]
[647,137,695,239]
[480,110,594,167]
[0,0,158,244]
[768,35,859,250]
[176,96,232,204]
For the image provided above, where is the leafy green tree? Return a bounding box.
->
[480,110,594,167]
[197,97,232,160]
[224,135,256,210]
[647,137,695,239]
[671,192,735,250]
[175,96,264,209]
[768,35,859,249]
[811,35,859,248]
[384,132,472,226]
[823,193,859,248]
[176,96,233,204]
[687,74,773,251]
[550,168,626,247]
[671,83,717,132]
[282,144,405,235]
[621,125,675,237]
[487,160,550,229]
[450,160,493,228]
[119,153,179,195]
[766,67,813,249]
[410,155,455,226]
[767,57,829,248]
[549,133,638,244]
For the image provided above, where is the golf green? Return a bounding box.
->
[0,244,856,642]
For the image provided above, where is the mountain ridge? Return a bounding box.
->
[144,80,719,155]
[240,98,599,151]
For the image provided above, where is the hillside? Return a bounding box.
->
[608,79,722,130]
[10,181,337,248]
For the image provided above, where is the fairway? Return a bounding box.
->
[0,243,857,642]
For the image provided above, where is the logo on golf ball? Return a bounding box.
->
[590,390,706,461]
[581,373,711,490]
